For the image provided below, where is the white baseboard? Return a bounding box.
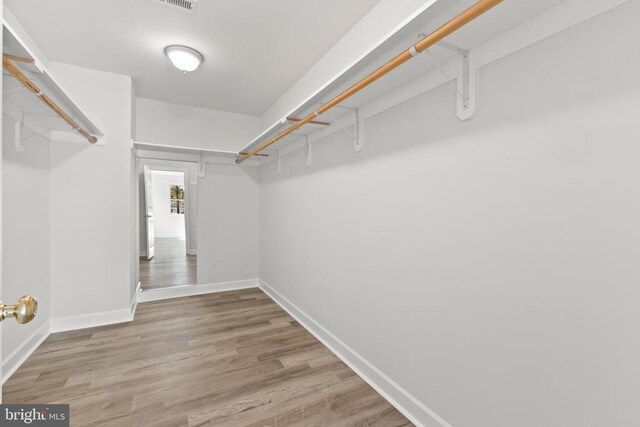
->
[137,279,259,303]
[131,281,142,317]
[258,279,449,427]
[2,320,51,384]
[140,250,196,257]
[50,308,134,333]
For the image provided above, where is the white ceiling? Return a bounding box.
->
[5,0,381,115]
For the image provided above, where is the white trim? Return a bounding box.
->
[188,249,198,255]
[2,321,50,385]
[137,279,258,303]
[50,309,133,333]
[144,165,191,253]
[259,279,450,427]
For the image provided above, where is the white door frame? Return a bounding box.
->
[143,165,155,260]
[140,163,192,255]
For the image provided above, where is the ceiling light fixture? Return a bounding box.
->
[164,45,203,73]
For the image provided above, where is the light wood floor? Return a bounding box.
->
[140,237,196,290]
[3,289,410,426]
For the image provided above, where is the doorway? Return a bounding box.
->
[140,166,197,290]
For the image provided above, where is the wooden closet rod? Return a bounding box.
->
[4,53,35,64]
[237,0,502,164]
[2,55,99,144]
[286,117,330,126]
[239,152,269,157]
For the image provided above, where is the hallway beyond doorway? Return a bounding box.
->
[140,237,196,290]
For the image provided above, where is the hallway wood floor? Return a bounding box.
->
[140,237,196,290]
[3,289,410,426]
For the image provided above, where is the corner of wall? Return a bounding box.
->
[258,279,450,427]
[2,321,50,385]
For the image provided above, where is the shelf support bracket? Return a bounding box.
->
[197,153,206,178]
[304,135,312,167]
[15,114,25,152]
[291,133,313,167]
[276,150,282,175]
[435,41,476,120]
[327,106,364,152]
[355,108,364,153]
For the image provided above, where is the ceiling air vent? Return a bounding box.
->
[146,0,198,14]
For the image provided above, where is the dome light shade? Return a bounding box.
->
[164,45,203,73]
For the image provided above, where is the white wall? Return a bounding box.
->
[1,117,50,378]
[48,62,134,320]
[150,170,185,239]
[259,3,640,426]
[197,164,259,284]
[135,98,262,153]
[131,83,139,297]
[138,159,197,255]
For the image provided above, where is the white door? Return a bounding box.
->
[144,166,155,260]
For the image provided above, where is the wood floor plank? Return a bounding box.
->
[3,289,411,426]
[140,237,196,290]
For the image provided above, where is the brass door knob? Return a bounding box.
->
[0,295,38,324]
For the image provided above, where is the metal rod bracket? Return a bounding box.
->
[304,135,312,167]
[327,106,364,152]
[15,114,25,152]
[436,41,476,120]
[197,153,206,178]
[354,109,364,152]
[276,150,282,175]
[292,132,313,167]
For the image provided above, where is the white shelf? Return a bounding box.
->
[2,18,103,143]
[133,141,266,167]
[239,0,570,157]
[133,141,240,158]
